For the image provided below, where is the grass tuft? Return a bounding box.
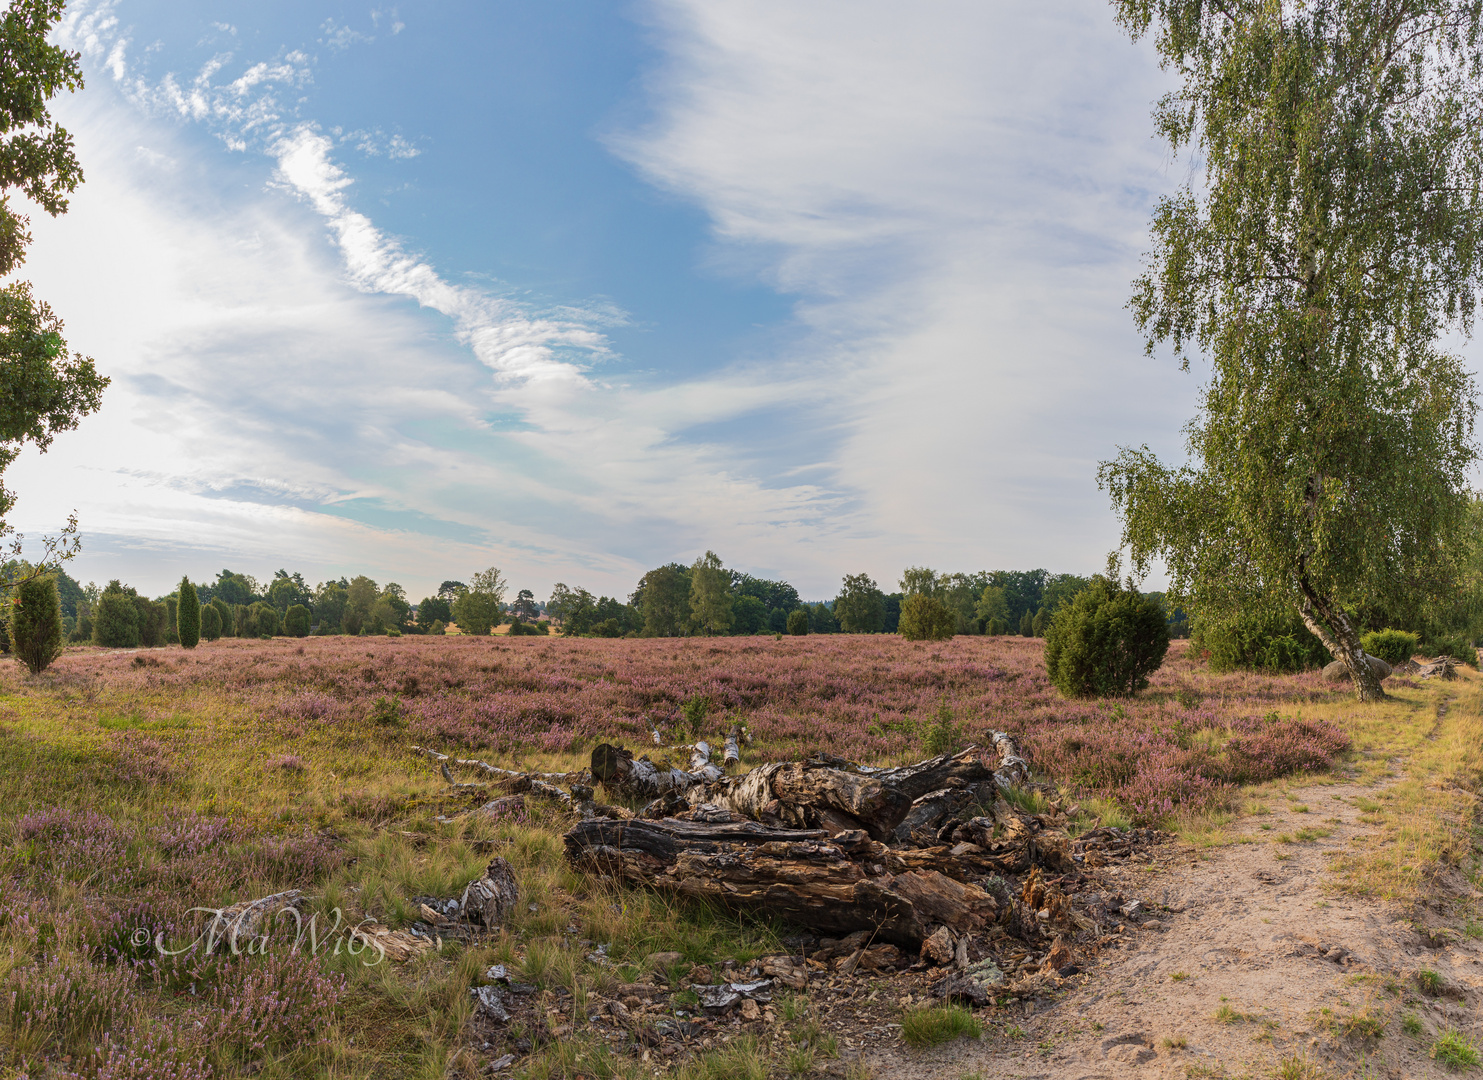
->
[900,1004,982,1048]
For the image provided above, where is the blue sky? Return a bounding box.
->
[11,1,1232,602]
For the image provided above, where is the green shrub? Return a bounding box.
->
[176,578,200,649]
[10,574,63,674]
[1191,610,1329,673]
[251,602,279,637]
[199,603,221,641]
[1359,628,1419,666]
[534,619,551,634]
[1422,633,1478,667]
[1031,607,1050,637]
[986,616,1009,635]
[680,694,712,737]
[70,613,92,642]
[369,695,404,727]
[786,608,809,636]
[210,597,234,637]
[93,582,141,648]
[134,597,168,647]
[283,604,311,638]
[1019,611,1034,637]
[898,594,955,641]
[592,618,622,638]
[509,620,540,636]
[922,700,963,757]
[428,619,446,635]
[1044,575,1170,698]
[233,603,251,638]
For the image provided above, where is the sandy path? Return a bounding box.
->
[858,729,1483,1079]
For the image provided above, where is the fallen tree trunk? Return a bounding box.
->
[563,817,1000,946]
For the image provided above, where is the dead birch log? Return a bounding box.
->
[686,760,913,841]
[563,817,999,946]
[723,726,743,768]
[412,746,579,784]
[590,743,723,799]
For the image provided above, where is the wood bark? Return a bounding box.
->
[1297,578,1385,701]
[590,743,723,799]
[563,818,1001,946]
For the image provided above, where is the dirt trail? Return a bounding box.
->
[860,721,1483,1078]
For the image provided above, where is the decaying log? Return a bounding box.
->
[1418,655,1461,679]
[723,725,744,768]
[563,817,998,946]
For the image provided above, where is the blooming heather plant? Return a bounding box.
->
[197,952,347,1055]
[67,1026,213,1080]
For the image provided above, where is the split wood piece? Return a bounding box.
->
[350,921,438,963]
[1418,655,1461,679]
[563,817,998,946]
[988,731,1030,788]
[723,726,744,768]
[590,743,723,799]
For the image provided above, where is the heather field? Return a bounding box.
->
[3,634,1358,822]
[0,633,1474,1079]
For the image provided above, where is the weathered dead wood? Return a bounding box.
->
[1418,655,1461,679]
[412,745,578,784]
[590,743,723,800]
[461,857,520,927]
[563,817,999,946]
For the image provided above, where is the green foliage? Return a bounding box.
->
[1103,0,1483,701]
[1423,633,1478,668]
[808,602,837,634]
[417,594,452,628]
[368,695,404,728]
[209,597,232,638]
[0,2,107,539]
[199,603,221,642]
[1044,575,1170,698]
[509,620,542,636]
[1019,611,1033,637]
[10,573,61,674]
[786,608,809,636]
[1030,607,1050,637]
[688,551,733,635]
[680,694,712,738]
[731,592,767,634]
[176,577,199,649]
[922,700,963,757]
[92,581,139,648]
[450,568,506,636]
[898,594,955,642]
[427,619,445,636]
[232,603,251,638]
[282,603,311,638]
[342,575,378,635]
[835,572,885,633]
[634,564,692,636]
[1360,629,1419,667]
[250,602,279,638]
[975,585,1009,629]
[1192,610,1329,674]
[1431,1028,1480,1070]
[986,616,1009,636]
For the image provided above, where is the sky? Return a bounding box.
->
[9,1,1219,603]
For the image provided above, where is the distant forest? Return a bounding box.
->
[23,555,1188,646]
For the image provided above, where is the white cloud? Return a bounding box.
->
[24,0,1213,601]
[320,19,371,52]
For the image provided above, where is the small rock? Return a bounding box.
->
[740,999,761,1022]
[607,1000,632,1024]
[1141,919,1161,931]
[489,1053,516,1072]
[1058,964,1080,978]
[470,985,511,1023]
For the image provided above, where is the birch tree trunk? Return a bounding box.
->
[1297,579,1385,702]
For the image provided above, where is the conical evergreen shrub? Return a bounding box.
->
[11,574,63,674]
[200,603,221,641]
[177,577,200,649]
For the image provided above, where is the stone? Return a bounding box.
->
[1322,654,1392,682]
[922,926,956,966]
[1141,919,1162,931]
[740,999,762,1022]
